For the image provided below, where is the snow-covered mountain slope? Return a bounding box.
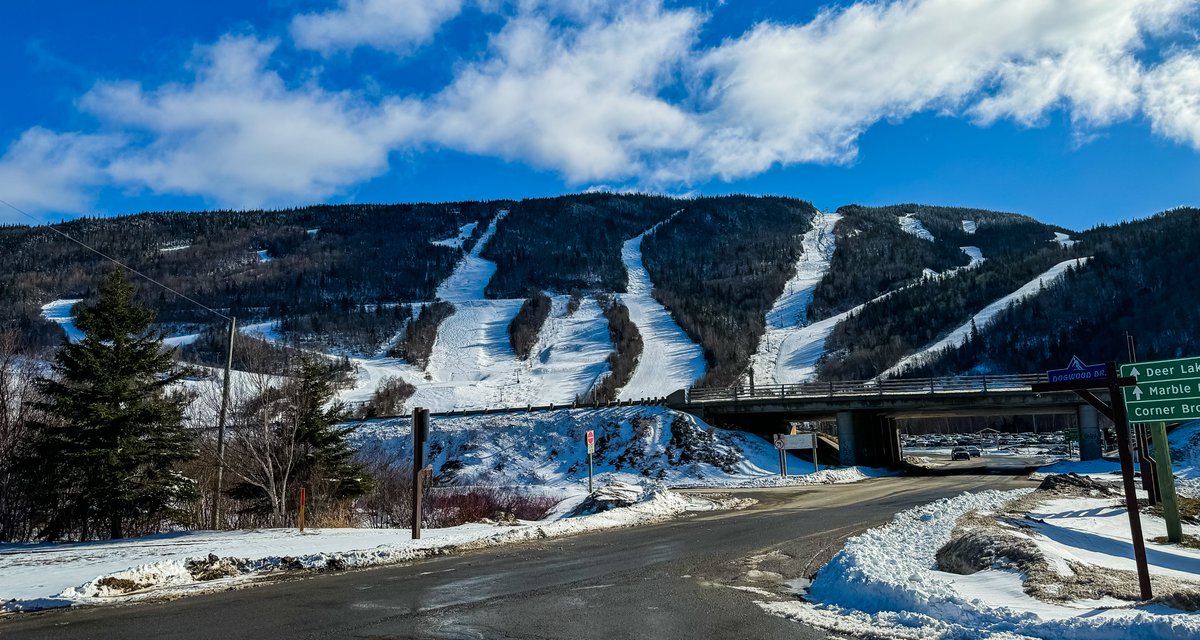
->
[617,220,706,399]
[879,257,1089,378]
[40,299,83,343]
[750,211,842,385]
[898,213,935,241]
[960,246,985,267]
[962,219,977,234]
[436,209,507,303]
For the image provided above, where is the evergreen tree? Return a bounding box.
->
[29,267,196,541]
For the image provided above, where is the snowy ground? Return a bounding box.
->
[762,489,1200,639]
[431,221,478,249]
[962,219,978,234]
[880,257,1090,378]
[435,209,507,303]
[1032,419,1200,497]
[617,217,706,400]
[749,211,841,386]
[1053,232,1078,248]
[0,483,729,613]
[0,405,888,614]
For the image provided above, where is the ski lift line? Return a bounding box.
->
[0,198,231,322]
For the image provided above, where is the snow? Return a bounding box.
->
[1053,232,1078,248]
[163,332,202,348]
[617,217,705,400]
[435,209,507,303]
[963,219,978,234]
[431,222,478,249]
[0,482,727,613]
[40,299,84,343]
[750,211,842,385]
[898,214,935,241]
[351,405,815,489]
[960,245,986,267]
[880,258,1090,378]
[306,228,319,236]
[765,489,1200,639]
[256,249,272,263]
[158,243,190,252]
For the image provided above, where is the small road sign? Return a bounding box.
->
[1121,357,1200,423]
[586,430,595,454]
[1047,356,1107,384]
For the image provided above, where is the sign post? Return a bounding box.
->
[775,433,818,477]
[412,407,430,540]
[585,430,595,493]
[1120,357,1195,544]
[1033,358,1152,600]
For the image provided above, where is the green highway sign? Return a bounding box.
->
[1120,357,1200,384]
[1122,355,1200,423]
[1125,398,1200,423]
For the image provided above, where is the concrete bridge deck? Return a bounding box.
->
[666,373,1105,467]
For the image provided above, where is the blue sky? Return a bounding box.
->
[1,0,1198,230]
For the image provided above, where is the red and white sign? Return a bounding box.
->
[586,430,595,454]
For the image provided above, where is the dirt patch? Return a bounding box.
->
[186,554,245,581]
[1151,534,1200,549]
[94,576,149,594]
[1148,495,1200,525]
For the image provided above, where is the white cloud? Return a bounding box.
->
[422,1,702,183]
[688,0,1197,181]
[1143,51,1200,149]
[292,0,464,54]
[6,0,1200,216]
[77,36,423,208]
[0,128,120,222]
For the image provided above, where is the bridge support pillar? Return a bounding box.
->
[1077,404,1102,461]
[837,411,902,468]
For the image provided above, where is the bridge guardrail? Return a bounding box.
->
[685,373,1049,404]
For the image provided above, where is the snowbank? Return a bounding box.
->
[0,482,725,613]
[764,489,1200,639]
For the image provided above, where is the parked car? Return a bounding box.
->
[951,448,971,461]
[966,446,982,457]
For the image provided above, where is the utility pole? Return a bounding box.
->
[211,317,236,530]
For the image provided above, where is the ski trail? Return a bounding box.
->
[879,257,1090,378]
[750,211,842,385]
[436,209,508,303]
[898,214,934,241]
[617,215,706,399]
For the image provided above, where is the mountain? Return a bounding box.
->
[5,195,1197,413]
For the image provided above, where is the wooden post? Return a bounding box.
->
[1109,367,1153,600]
[298,486,306,533]
[211,316,236,531]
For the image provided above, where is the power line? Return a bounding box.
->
[0,198,230,321]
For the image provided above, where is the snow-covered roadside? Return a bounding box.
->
[0,484,729,614]
[617,218,706,400]
[762,489,1200,639]
[880,257,1089,378]
[749,211,841,386]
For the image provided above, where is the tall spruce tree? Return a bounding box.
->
[30,267,195,540]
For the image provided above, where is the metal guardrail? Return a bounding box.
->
[685,373,1049,404]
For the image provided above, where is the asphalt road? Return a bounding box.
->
[1,474,1037,640]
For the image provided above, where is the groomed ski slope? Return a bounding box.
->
[898,213,935,241]
[617,218,706,400]
[436,210,507,303]
[751,214,983,385]
[879,257,1089,378]
[750,211,842,385]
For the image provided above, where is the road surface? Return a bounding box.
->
[1,474,1037,640]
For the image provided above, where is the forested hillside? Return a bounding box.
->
[908,207,1200,376]
[808,204,970,319]
[0,202,499,350]
[481,194,678,297]
[641,196,817,386]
